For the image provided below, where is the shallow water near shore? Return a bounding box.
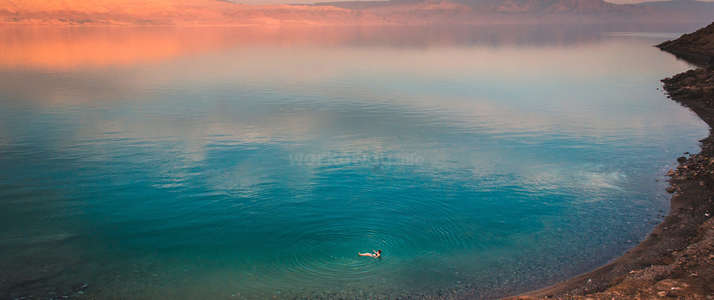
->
[0,23,710,299]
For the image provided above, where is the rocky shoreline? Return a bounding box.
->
[514,23,714,299]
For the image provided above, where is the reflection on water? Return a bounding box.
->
[0,23,705,70]
[0,24,709,299]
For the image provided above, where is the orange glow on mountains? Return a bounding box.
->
[2,0,712,26]
[0,0,367,25]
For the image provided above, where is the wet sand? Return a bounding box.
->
[515,22,714,299]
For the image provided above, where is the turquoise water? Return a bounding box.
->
[0,24,709,299]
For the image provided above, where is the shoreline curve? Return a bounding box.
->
[512,22,714,299]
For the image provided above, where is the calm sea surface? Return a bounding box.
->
[0,24,709,299]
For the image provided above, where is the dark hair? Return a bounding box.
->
[377,250,382,254]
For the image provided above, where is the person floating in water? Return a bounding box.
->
[358,250,382,258]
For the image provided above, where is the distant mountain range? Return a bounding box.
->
[0,0,712,25]
[313,0,714,20]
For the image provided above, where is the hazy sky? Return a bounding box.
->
[231,0,713,6]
